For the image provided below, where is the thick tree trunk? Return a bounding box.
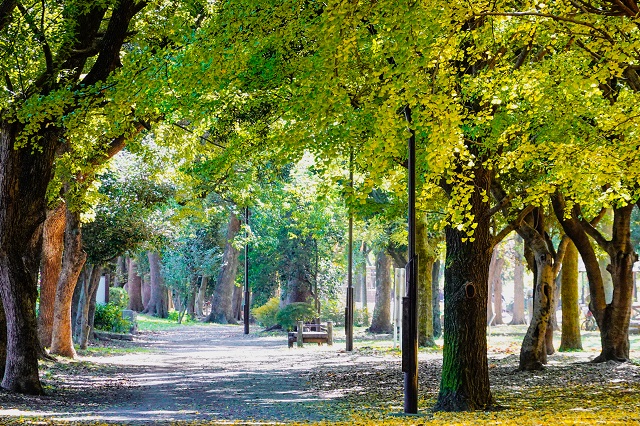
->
[231,283,243,321]
[37,203,66,348]
[0,303,5,379]
[0,121,60,394]
[510,235,527,325]
[127,258,144,312]
[50,208,87,358]
[559,241,582,351]
[432,259,442,338]
[369,250,392,334]
[417,216,436,347]
[435,198,494,410]
[594,204,636,362]
[143,252,167,318]
[206,212,241,323]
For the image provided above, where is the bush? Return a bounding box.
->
[320,300,344,326]
[94,303,131,334]
[109,287,129,309]
[355,307,370,327]
[276,302,316,331]
[252,297,280,328]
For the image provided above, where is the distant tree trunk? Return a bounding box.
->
[114,256,126,288]
[76,265,102,349]
[361,243,369,314]
[143,252,167,318]
[560,241,582,351]
[127,258,144,312]
[196,276,207,317]
[206,212,241,323]
[432,259,442,338]
[50,207,87,358]
[510,235,527,325]
[232,284,243,321]
[487,250,496,326]
[417,217,436,347]
[490,253,504,325]
[141,275,151,310]
[187,276,198,320]
[369,250,393,334]
[38,203,66,348]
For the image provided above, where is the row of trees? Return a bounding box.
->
[1,0,639,414]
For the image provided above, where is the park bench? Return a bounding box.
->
[288,321,333,348]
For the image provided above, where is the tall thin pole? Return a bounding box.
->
[346,149,354,352]
[243,206,250,335]
[402,105,418,414]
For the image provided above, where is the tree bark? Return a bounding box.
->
[141,275,151,310]
[487,250,496,325]
[50,207,87,358]
[369,250,393,334]
[196,276,207,317]
[127,258,144,312]
[114,256,126,288]
[510,235,527,325]
[492,255,504,325]
[432,259,442,338]
[232,283,243,321]
[77,264,102,349]
[143,251,167,318]
[37,203,66,348]
[206,212,241,323]
[435,193,494,410]
[559,240,582,351]
[417,216,436,347]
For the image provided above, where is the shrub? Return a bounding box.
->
[355,307,370,327]
[320,299,344,326]
[276,302,316,331]
[109,287,129,309]
[94,303,131,334]
[252,297,280,328]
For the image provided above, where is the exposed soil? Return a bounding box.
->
[0,324,638,425]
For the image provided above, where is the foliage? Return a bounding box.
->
[93,303,131,334]
[251,297,280,328]
[276,302,317,331]
[108,288,129,310]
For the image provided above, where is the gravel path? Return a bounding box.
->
[0,324,378,424]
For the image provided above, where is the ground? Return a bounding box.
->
[0,320,639,425]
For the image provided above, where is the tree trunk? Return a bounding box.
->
[369,250,393,334]
[559,240,582,351]
[50,207,87,358]
[37,203,66,348]
[0,302,5,379]
[77,265,102,349]
[361,243,369,318]
[492,256,504,325]
[143,251,167,318]
[552,194,635,362]
[0,122,60,394]
[187,276,197,321]
[594,204,636,362]
[417,216,435,347]
[196,276,207,317]
[517,209,562,371]
[510,235,527,325]
[487,250,496,325]
[432,259,442,338]
[114,256,126,288]
[232,283,243,321]
[206,212,241,323]
[127,258,144,312]
[141,275,151,310]
[435,196,494,410]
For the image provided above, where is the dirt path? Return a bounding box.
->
[0,324,379,424]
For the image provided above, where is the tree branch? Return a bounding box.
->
[475,11,614,43]
[16,2,53,75]
[0,0,16,31]
[492,205,536,246]
[573,204,612,252]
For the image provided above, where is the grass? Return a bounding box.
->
[136,312,199,332]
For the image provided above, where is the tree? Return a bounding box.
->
[369,250,393,334]
[510,235,527,325]
[559,241,583,351]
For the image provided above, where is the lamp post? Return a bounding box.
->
[243,206,250,335]
[346,149,354,352]
[402,105,418,414]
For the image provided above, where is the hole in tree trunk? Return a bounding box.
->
[465,282,475,298]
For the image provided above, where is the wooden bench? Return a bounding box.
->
[288,321,333,348]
